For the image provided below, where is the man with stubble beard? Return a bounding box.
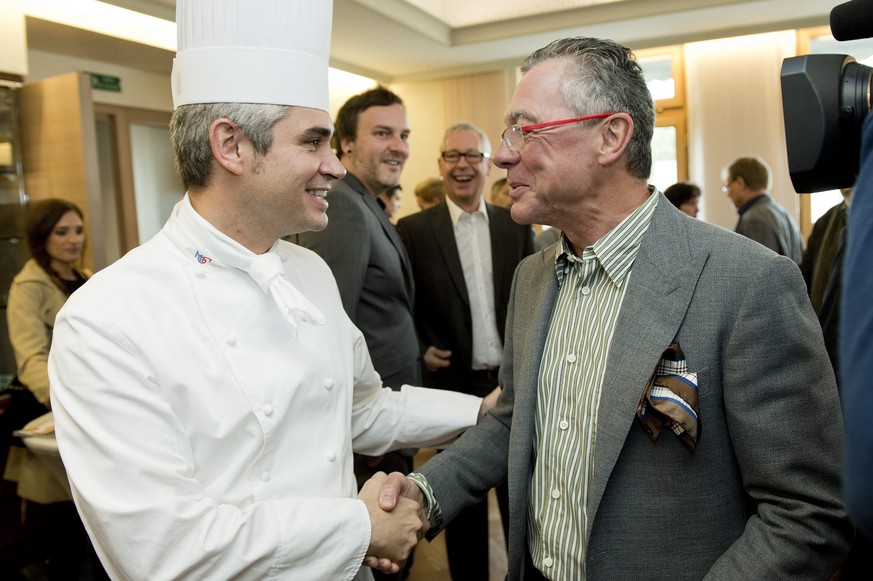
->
[296,90,421,574]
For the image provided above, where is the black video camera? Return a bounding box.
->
[780,0,873,193]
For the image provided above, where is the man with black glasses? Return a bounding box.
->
[396,123,533,579]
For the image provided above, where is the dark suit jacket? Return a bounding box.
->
[396,202,534,396]
[297,173,420,388]
[419,194,852,579]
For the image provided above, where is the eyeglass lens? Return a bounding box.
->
[442,151,486,163]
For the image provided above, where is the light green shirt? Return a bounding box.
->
[411,191,659,581]
[529,191,658,580]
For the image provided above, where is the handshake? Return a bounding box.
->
[357,471,428,575]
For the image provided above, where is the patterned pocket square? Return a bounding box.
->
[636,341,701,452]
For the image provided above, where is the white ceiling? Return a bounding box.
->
[25,0,834,82]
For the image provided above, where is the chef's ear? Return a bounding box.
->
[209,118,246,176]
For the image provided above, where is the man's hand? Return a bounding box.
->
[423,345,452,373]
[358,472,424,573]
[479,385,502,420]
[361,472,429,573]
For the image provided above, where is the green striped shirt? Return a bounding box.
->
[529,191,659,580]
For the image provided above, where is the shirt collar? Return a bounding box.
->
[166,194,281,272]
[736,192,768,216]
[555,188,659,288]
[445,195,489,227]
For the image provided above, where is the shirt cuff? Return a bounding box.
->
[407,472,443,530]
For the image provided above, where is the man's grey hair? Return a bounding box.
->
[442,122,492,157]
[170,102,292,188]
[522,37,655,180]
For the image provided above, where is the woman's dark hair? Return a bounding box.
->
[664,181,701,208]
[25,198,86,290]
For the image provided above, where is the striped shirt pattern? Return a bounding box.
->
[528,191,658,580]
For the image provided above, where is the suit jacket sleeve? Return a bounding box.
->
[705,253,851,578]
[297,189,369,322]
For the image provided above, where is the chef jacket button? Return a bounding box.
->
[260,470,271,482]
[323,378,335,390]
[225,336,237,347]
[263,404,274,417]
[326,450,336,462]
[195,270,206,279]
[280,255,288,263]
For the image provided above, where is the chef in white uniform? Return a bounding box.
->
[47,1,486,579]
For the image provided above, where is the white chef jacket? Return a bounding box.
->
[48,196,480,581]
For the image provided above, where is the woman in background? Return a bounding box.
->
[664,181,701,218]
[7,199,89,408]
[4,198,104,580]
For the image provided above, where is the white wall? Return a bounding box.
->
[27,49,173,111]
[685,31,799,230]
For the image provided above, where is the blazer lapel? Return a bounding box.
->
[433,204,470,307]
[482,200,510,305]
[350,175,417,305]
[585,196,710,537]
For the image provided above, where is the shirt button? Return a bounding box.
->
[567,353,577,363]
[263,404,274,417]
[260,471,271,482]
[551,489,560,499]
[195,271,206,279]
[225,336,237,347]
[326,450,336,462]
[581,286,591,296]
[323,378,335,390]
[559,420,569,430]
[543,557,554,567]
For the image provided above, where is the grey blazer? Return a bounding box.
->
[296,173,420,388]
[418,194,851,580]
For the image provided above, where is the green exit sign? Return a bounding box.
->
[89,73,121,92]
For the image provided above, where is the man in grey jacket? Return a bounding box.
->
[723,155,804,263]
[374,36,851,580]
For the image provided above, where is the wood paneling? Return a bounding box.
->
[19,72,102,270]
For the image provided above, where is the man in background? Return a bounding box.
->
[414,177,445,210]
[723,155,803,263]
[490,177,513,208]
[296,87,423,579]
[396,123,534,580]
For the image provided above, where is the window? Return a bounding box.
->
[637,45,687,192]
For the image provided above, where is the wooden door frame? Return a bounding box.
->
[93,104,172,254]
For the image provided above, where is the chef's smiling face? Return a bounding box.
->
[248,107,346,237]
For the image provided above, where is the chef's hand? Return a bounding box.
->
[479,385,501,420]
[423,345,451,373]
[358,472,424,573]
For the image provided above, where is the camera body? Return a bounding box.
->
[780,1,873,193]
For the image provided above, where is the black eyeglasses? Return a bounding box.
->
[440,150,490,164]
[501,113,616,151]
